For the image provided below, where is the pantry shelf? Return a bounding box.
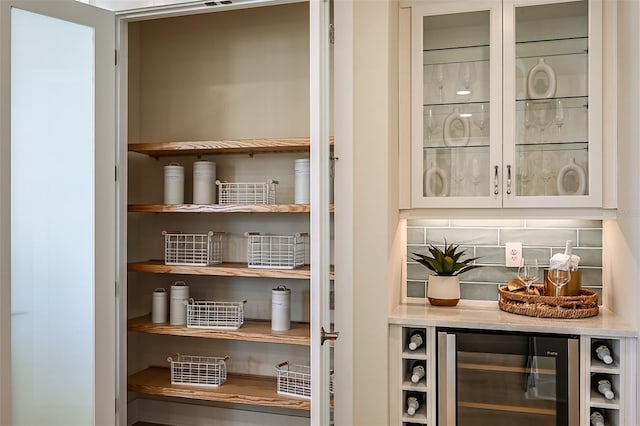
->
[128,367,310,411]
[128,137,333,157]
[128,203,335,213]
[128,261,334,280]
[128,315,311,346]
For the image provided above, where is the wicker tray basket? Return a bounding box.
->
[498,285,599,319]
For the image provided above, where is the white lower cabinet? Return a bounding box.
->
[390,324,636,426]
[581,336,636,426]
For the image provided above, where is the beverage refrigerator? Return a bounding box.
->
[436,328,579,426]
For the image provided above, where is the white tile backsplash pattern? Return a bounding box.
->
[406,219,603,302]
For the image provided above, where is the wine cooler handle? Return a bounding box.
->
[506,164,512,195]
[438,332,457,426]
[494,165,499,195]
[568,338,579,426]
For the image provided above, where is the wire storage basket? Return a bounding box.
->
[275,362,334,399]
[216,179,278,205]
[167,353,229,387]
[186,299,246,330]
[245,232,307,269]
[163,231,223,266]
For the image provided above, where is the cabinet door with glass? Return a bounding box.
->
[502,0,602,208]
[410,0,503,208]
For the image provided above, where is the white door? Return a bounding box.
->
[310,0,333,425]
[0,1,116,425]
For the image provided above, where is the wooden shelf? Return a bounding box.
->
[128,203,334,213]
[128,367,310,411]
[128,261,334,280]
[128,315,310,346]
[128,137,333,157]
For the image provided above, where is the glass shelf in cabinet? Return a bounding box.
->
[424,143,490,151]
[423,44,489,66]
[515,36,588,59]
[424,100,490,108]
[515,96,587,109]
[515,141,588,153]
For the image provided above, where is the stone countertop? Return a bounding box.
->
[389,301,638,337]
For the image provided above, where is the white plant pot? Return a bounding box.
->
[427,275,460,306]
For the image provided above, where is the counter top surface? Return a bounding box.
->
[389,301,638,337]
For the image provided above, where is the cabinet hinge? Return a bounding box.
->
[115,165,118,182]
[115,280,118,297]
[329,24,335,44]
[115,49,118,66]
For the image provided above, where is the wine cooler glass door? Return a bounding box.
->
[437,329,578,426]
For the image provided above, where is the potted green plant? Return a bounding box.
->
[412,242,481,306]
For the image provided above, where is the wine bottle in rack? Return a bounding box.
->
[410,360,426,383]
[408,330,425,351]
[593,375,615,400]
[406,392,424,416]
[592,341,614,365]
[590,409,606,426]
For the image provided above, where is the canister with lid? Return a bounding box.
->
[271,285,291,331]
[193,160,216,204]
[152,288,168,323]
[164,163,184,204]
[170,281,189,325]
[294,158,310,204]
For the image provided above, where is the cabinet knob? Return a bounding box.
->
[321,326,340,345]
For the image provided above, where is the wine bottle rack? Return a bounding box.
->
[400,327,430,425]
[584,336,631,426]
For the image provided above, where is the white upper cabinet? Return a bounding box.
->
[403,0,602,209]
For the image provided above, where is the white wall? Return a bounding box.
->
[604,0,640,412]
[334,0,398,425]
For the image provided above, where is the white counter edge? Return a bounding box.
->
[389,300,638,337]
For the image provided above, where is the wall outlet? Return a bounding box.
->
[505,242,523,267]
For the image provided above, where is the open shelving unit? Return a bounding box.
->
[127,135,334,414]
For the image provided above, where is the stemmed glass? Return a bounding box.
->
[433,64,448,103]
[424,108,439,144]
[524,101,535,142]
[517,258,539,297]
[456,62,476,99]
[554,100,567,140]
[548,267,571,307]
[535,102,553,142]
[473,104,488,137]
[471,158,481,195]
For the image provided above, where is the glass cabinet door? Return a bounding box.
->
[503,0,602,208]
[411,1,502,208]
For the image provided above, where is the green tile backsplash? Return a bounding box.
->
[406,219,603,302]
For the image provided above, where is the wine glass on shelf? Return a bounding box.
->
[548,266,571,306]
[433,64,448,103]
[517,258,539,297]
[473,104,488,137]
[541,167,554,195]
[456,62,476,100]
[424,108,439,144]
[554,100,567,140]
[535,102,553,142]
[471,158,481,195]
[524,101,535,142]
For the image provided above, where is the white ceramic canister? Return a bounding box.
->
[164,163,184,204]
[271,285,291,331]
[193,160,216,204]
[294,158,311,204]
[152,288,168,323]
[170,281,189,325]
